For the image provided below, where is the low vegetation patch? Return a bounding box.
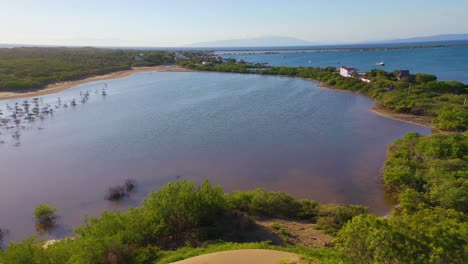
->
[0,47,175,91]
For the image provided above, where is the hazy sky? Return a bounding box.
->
[1,0,467,46]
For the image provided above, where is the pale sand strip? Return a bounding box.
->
[0,66,193,101]
[171,249,299,264]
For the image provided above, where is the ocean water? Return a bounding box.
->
[225,45,468,83]
[0,72,429,244]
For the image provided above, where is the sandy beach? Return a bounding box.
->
[0,65,193,101]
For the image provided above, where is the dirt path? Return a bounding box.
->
[171,249,299,264]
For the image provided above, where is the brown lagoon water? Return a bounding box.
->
[0,72,430,244]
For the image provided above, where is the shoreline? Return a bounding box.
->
[0,65,194,101]
[0,66,434,129]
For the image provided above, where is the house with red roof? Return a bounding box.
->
[340,66,358,77]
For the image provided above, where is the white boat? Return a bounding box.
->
[376,61,385,66]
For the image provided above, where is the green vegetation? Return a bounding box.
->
[0,47,174,91]
[383,132,467,213]
[178,59,468,131]
[33,204,57,224]
[0,181,362,263]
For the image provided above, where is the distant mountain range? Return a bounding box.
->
[187,34,468,48]
[187,36,320,47]
[372,34,468,44]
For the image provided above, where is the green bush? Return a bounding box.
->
[433,106,468,131]
[33,204,57,223]
[336,209,467,263]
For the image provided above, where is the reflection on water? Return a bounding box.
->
[0,72,430,244]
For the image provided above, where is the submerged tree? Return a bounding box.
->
[33,204,57,232]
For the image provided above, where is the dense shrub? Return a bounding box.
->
[336,209,467,263]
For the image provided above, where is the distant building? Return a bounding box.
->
[396,70,411,80]
[237,59,248,65]
[340,66,358,77]
[202,61,213,65]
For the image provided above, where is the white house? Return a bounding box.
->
[340,66,358,77]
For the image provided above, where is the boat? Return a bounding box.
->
[376,61,385,66]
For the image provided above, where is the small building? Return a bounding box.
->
[237,59,247,65]
[340,66,358,77]
[396,70,411,80]
[202,61,213,65]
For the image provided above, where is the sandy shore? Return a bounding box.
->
[319,82,434,129]
[0,66,193,101]
[172,249,299,264]
[371,104,435,130]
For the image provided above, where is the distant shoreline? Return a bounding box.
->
[0,65,193,101]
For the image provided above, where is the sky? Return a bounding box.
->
[1,0,468,47]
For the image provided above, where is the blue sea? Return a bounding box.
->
[219,41,468,83]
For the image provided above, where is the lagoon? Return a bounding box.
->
[0,72,429,244]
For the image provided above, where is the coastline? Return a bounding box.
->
[0,65,194,101]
